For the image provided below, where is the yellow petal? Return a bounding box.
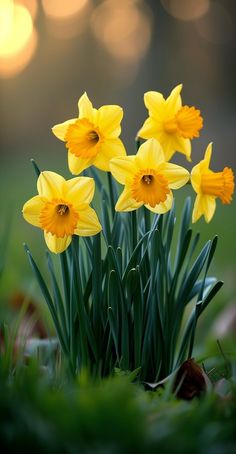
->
[93,138,126,171]
[97,105,123,137]
[192,194,216,223]
[74,206,102,236]
[166,84,183,115]
[115,187,143,212]
[144,131,177,162]
[110,155,137,185]
[143,91,165,117]
[203,142,213,168]
[191,163,202,193]
[147,130,191,162]
[145,191,173,214]
[171,136,191,161]
[191,143,213,194]
[52,119,77,141]
[156,132,175,161]
[136,138,165,168]
[78,92,94,122]
[138,117,162,140]
[192,194,202,223]
[68,152,94,175]
[65,177,95,206]
[160,162,189,189]
[202,195,216,223]
[22,195,45,227]
[37,171,65,198]
[44,231,72,253]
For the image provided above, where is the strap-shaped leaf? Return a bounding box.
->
[46,251,68,344]
[178,240,211,304]
[123,230,150,282]
[30,158,41,177]
[92,233,102,334]
[24,244,68,356]
[198,236,218,301]
[101,187,112,245]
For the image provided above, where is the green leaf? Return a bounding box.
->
[123,231,150,282]
[101,187,112,245]
[126,268,143,368]
[92,233,102,335]
[24,244,68,356]
[198,236,218,301]
[30,158,41,177]
[46,251,68,344]
[178,240,211,304]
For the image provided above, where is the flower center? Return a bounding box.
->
[142,174,153,185]
[164,106,203,139]
[131,169,170,207]
[57,204,69,216]
[87,130,99,143]
[65,118,101,159]
[201,167,234,204]
[39,198,79,237]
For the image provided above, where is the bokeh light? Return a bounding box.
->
[0,28,37,78]
[161,0,210,22]
[0,0,37,77]
[0,1,33,57]
[0,0,14,43]
[43,0,91,40]
[42,0,89,20]
[16,0,38,22]
[195,1,234,44]
[90,0,152,63]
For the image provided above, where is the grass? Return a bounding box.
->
[0,355,236,453]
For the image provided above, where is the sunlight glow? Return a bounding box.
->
[17,0,38,21]
[42,0,88,20]
[90,0,152,62]
[0,2,33,57]
[161,0,210,22]
[0,0,36,77]
[0,27,37,77]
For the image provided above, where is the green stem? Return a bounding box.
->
[60,252,70,337]
[131,211,137,251]
[143,207,150,233]
[107,172,115,218]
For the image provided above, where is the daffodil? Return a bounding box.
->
[191,143,234,223]
[138,84,203,161]
[22,171,102,253]
[52,93,126,175]
[110,138,189,213]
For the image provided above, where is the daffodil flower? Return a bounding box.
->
[191,143,234,223]
[110,138,189,213]
[52,93,126,175]
[138,84,203,161]
[22,171,102,253]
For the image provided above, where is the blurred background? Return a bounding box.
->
[0,0,235,344]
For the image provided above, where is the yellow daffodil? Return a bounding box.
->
[138,84,203,161]
[110,138,189,213]
[22,171,102,253]
[52,93,126,175]
[191,143,234,223]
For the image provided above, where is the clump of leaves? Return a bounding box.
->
[25,164,223,382]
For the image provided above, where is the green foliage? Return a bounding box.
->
[25,167,222,381]
[0,359,236,453]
